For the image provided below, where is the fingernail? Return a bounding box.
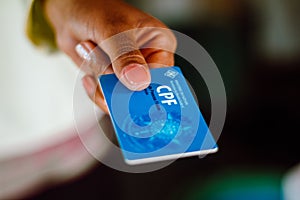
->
[122,64,150,90]
[82,75,97,97]
[75,44,91,61]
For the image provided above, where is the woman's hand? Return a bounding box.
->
[43,0,177,112]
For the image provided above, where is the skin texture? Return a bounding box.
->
[43,0,177,112]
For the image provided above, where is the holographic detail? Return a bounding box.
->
[164,69,179,79]
[121,111,194,153]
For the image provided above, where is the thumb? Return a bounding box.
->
[100,32,151,91]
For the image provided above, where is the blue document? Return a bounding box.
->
[99,66,218,165]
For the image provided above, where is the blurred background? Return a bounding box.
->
[1,0,299,199]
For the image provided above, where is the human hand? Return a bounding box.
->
[43,0,177,113]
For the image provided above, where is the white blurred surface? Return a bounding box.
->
[0,0,78,157]
[283,164,300,200]
[0,1,105,198]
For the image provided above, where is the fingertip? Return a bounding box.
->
[82,75,97,98]
[75,41,97,60]
[82,75,109,113]
[119,63,151,91]
[94,85,109,114]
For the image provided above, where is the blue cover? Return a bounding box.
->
[99,66,217,164]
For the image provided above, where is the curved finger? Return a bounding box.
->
[75,41,111,76]
[142,48,175,68]
[82,75,109,114]
[99,32,151,91]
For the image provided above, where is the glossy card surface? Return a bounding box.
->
[99,66,217,165]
